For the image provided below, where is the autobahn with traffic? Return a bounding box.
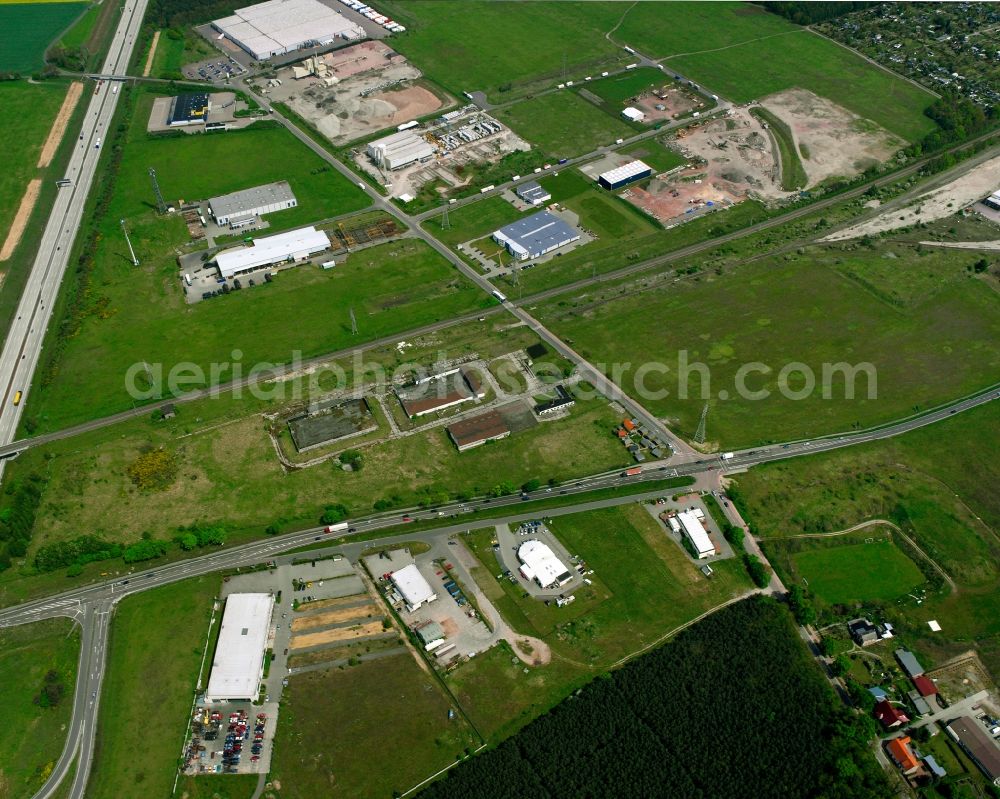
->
[0,0,149,459]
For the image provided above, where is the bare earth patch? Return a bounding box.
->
[38,81,83,168]
[143,30,160,77]
[919,239,1000,251]
[761,88,903,187]
[290,604,377,630]
[290,620,385,649]
[0,178,41,261]
[824,154,1000,241]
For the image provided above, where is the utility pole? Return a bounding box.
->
[121,218,139,266]
[349,307,358,336]
[440,200,450,230]
[149,167,166,214]
[693,402,709,444]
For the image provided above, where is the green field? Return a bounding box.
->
[752,107,808,190]
[584,67,673,106]
[792,540,925,604]
[377,1,625,100]
[87,577,217,799]
[424,195,525,247]
[0,618,79,799]
[612,2,936,141]
[149,27,214,80]
[618,138,688,173]
[496,91,636,160]
[0,2,84,72]
[536,245,1000,446]
[271,653,477,797]
[0,81,70,246]
[452,502,752,739]
[733,401,1000,675]
[57,1,97,49]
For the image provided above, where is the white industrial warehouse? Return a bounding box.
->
[209,181,298,227]
[492,210,580,261]
[669,510,716,559]
[366,130,436,171]
[517,540,573,589]
[390,564,437,611]
[204,593,274,702]
[214,226,329,279]
[213,0,364,61]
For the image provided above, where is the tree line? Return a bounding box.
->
[419,597,891,799]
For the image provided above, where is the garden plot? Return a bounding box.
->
[761,88,904,187]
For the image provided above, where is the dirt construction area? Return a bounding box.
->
[38,81,83,168]
[623,168,744,226]
[762,88,904,187]
[267,41,446,145]
[824,153,1000,241]
[632,85,705,123]
[0,178,41,261]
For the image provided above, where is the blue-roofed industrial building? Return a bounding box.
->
[492,210,580,261]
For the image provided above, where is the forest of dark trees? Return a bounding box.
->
[420,597,891,799]
[147,0,242,29]
[762,2,877,26]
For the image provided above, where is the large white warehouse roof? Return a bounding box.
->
[205,593,274,701]
[677,510,715,559]
[214,0,364,60]
[517,540,573,588]
[390,564,437,609]
[215,226,329,278]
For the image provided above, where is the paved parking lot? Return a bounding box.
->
[494,521,587,601]
[185,702,277,775]
[643,493,736,564]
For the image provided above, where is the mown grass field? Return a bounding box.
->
[0,618,79,799]
[583,67,672,106]
[618,138,688,173]
[453,502,752,740]
[791,539,925,604]
[735,401,1000,676]
[536,245,1000,446]
[57,1,97,49]
[613,2,936,142]
[496,91,636,160]
[0,2,84,72]
[0,81,71,246]
[271,653,478,798]
[148,27,214,79]
[87,577,217,799]
[377,0,625,100]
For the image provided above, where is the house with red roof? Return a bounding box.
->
[912,674,938,697]
[886,736,921,775]
[874,700,910,728]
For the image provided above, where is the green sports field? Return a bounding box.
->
[791,540,924,604]
[0,2,85,72]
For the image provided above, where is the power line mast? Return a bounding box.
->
[149,167,166,214]
[120,218,139,266]
[693,402,709,444]
[440,200,450,230]
[349,307,358,336]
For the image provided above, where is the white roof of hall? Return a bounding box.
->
[205,593,274,700]
[215,226,328,277]
[517,539,571,586]
[391,564,436,606]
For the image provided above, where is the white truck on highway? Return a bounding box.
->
[721,452,735,460]
[324,522,348,534]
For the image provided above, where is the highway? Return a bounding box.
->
[0,0,149,478]
[1,30,997,799]
[4,374,996,799]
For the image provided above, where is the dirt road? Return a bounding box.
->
[0,179,41,261]
[38,81,83,169]
[143,30,159,77]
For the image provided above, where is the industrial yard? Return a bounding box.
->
[261,41,447,145]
